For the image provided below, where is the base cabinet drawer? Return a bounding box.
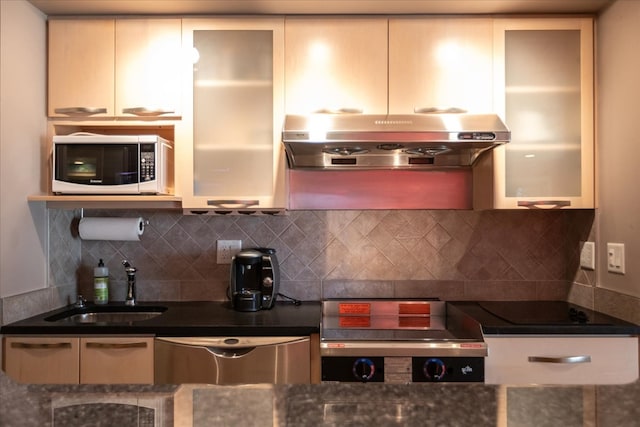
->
[80,337,154,384]
[484,336,639,385]
[2,336,154,384]
[3,336,80,384]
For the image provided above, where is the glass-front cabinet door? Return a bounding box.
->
[475,18,594,209]
[177,18,286,213]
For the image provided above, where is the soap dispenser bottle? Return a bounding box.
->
[94,259,109,304]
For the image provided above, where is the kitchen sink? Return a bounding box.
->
[45,305,167,324]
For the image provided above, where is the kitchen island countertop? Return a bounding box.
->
[2,371,640,426]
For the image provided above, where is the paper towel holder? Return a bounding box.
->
[75,212,151,241]
[77,209,150,227]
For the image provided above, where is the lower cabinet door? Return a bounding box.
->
[484,336,638,385]
[3,336,80,384]
[80,337,154,384]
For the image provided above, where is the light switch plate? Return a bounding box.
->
[580,241,595,270]
[217,240,242,264]
[607,242,625,274]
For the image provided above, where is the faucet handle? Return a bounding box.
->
[75,295,87,307]
[122,259,137,274]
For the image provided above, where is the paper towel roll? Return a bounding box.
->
[79,217,145,241]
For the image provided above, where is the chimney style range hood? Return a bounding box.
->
[282,113,510,170]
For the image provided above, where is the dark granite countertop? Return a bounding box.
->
[0,300,321,337]
[449,300,640,335]
[2,371,640,427]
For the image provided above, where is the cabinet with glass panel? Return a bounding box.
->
[475,18,594,209]
[177,18,286,213]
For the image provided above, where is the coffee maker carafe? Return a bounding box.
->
[229,248,279,311]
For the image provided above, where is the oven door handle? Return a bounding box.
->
[528,355,591,364]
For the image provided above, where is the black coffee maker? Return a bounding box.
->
[229,248,280,311]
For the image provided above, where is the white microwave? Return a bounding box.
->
[52,134,174,194]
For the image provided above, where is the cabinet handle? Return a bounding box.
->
[414,107,467,114]
[518,200,572,209]
[528,355,591,364]
[54,107,108,116]
[85,342,148,349]
[122,107,175,116]
[11,342,72,349]
[207,199,259,208]
[313,108,363,114]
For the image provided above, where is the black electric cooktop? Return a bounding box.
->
[449,301,640,335]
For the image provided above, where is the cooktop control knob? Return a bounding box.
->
[423,358,447,381]
[352,358,376,382]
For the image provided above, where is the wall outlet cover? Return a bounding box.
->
[580,241,595,270]
[607,242,625,274]
[217,240,242,264]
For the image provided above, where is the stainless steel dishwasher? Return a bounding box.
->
[154,336,310,384]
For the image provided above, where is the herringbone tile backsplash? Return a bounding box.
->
[51,209,594,302]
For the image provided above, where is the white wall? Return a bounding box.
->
[0,0,48,298]
[597,0,640,297]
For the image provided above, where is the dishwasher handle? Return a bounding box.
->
[206,346,256,358]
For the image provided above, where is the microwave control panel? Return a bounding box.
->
[140,143,156,182]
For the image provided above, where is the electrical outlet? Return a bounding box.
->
[217,240,242,264]
[580,241,595,270]
[607,243,625,274]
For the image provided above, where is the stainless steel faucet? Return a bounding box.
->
[122,260,137,306]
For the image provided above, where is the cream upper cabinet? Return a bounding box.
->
[177,18,286,212]
[48,19,115,117]
[474,18,594,209]
[389,17,493,114]
[115,19,182,118]
[284,17,388,114]
[48,18,182,118]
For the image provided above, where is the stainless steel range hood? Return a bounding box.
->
[282,113,510,170]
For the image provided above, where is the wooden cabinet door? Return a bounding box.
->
[284,17,388,114]
[115,19,182,118]
[475,18,594,209]
[178,18,286,212]
[3,336,79,384]
[48,19,115,117]
[389,17,493,114]
[80,337,154,384]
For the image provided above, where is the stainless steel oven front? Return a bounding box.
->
[320,300,487,383]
